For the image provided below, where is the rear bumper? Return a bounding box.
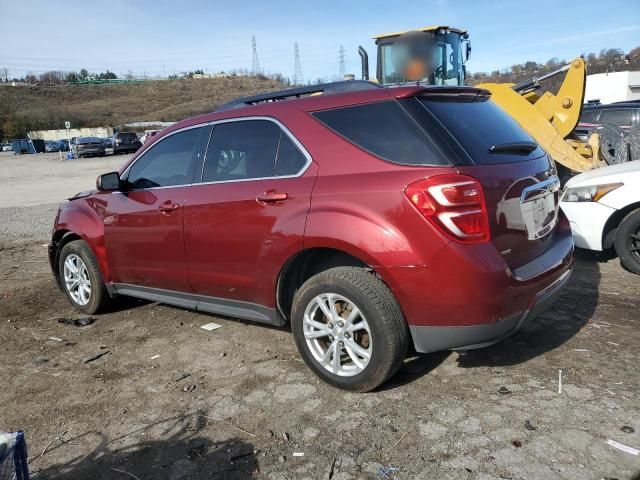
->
[114,144,140,151]
[409,268,572,353]
[377,217,574,353]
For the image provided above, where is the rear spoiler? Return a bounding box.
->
[394,85,491,100]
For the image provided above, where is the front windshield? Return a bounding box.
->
[380,31,464,86]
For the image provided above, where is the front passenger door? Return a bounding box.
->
[103,125,208,292]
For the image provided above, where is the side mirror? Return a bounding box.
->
[464,40,472,62]
[96,171,121,191]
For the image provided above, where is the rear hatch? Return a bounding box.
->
[410,91,561,270]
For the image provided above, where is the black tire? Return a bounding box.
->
[291,267,409,392]
[58,240,110,314]
[614,209,640,275]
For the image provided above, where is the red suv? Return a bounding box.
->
[49,82,573,391]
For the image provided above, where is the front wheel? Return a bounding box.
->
[59,240,110,314]
[291,267,409,392]
[614,209,640,274]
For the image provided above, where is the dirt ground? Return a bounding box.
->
[0,153,639,480]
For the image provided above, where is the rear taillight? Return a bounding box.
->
[405,174,490,243]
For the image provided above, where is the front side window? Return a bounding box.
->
[126,127,202,189]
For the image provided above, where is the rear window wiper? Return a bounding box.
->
[488,141,538,155]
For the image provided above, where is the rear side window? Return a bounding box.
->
[599,109,632,127]
[126,127,202,189]
[275,133,307,176]
[418,96,545,164]
[203,120,280,182]
[312,100,449,166]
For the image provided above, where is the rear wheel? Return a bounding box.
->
[614,209,640,274]
[59,240,110,314]
[291,267,409,392]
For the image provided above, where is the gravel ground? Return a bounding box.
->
[0,151,130,244]
[0,154,639,480]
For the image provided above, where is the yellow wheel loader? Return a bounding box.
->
[356,26,609,177]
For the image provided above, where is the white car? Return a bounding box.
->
[560,160,640,274]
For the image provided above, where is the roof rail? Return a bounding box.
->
[217,80,382,111]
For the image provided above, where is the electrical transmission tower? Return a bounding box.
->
[338,45,346,79]
[251,36,262,76]
[293,42,304,85]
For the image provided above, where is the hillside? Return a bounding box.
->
[0,76,284,138]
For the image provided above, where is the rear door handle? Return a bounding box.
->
[256,190,288,203]
[158,202,179,213]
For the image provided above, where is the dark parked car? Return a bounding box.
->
[45,140,62,152]
[113,132,141,154]
[575,103,639,140]
[58,139,70,151]
[49,82,573,391]
[72,137,105,158]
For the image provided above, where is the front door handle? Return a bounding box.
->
[158,202,179,213]
[256,190,288,203]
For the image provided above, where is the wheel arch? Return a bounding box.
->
[602,202,640,250]
[276,247,372,322]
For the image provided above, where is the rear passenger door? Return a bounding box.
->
[183,118,317,309]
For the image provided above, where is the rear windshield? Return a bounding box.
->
[117,133,138,139]
[312,100,450,166]
[78,137,101,144]
[417,96,545,164]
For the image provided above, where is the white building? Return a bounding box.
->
[584,71,640,105]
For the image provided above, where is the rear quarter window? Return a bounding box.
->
[312,100,450,166]
[417,96,545,165]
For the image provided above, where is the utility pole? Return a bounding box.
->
[338,45,346,79]
[252,36,262,76]
[293,42,303,85]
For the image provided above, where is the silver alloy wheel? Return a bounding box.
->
[303,293,372,377]
[63,253,91,306]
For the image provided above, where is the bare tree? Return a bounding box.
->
[0,68,9,82]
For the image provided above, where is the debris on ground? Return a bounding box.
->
[292,452,304,457]
[606,439,639,456]
[511,440,523,448]
[58,316,95,327]
[48,336,64,342]
[282,432,289,442]
[378,465,400,479]
[173,372,191,382]
[278,455,286,463]
[558,369,563,394]
[182,384,197,393]
[149,355,160,360]
[498,386,511,395]
[201,322,222,331]
[621,425,635,434]
[524,420,536,431]
[82,350,110,364]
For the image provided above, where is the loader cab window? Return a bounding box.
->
[379,31,464,86]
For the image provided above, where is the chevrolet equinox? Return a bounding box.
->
[49,81,573,391]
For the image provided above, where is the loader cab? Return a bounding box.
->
[365,26,470,86]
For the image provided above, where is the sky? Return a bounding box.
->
[1,0,639,82]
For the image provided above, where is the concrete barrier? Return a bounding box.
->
[28,127,114,141]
